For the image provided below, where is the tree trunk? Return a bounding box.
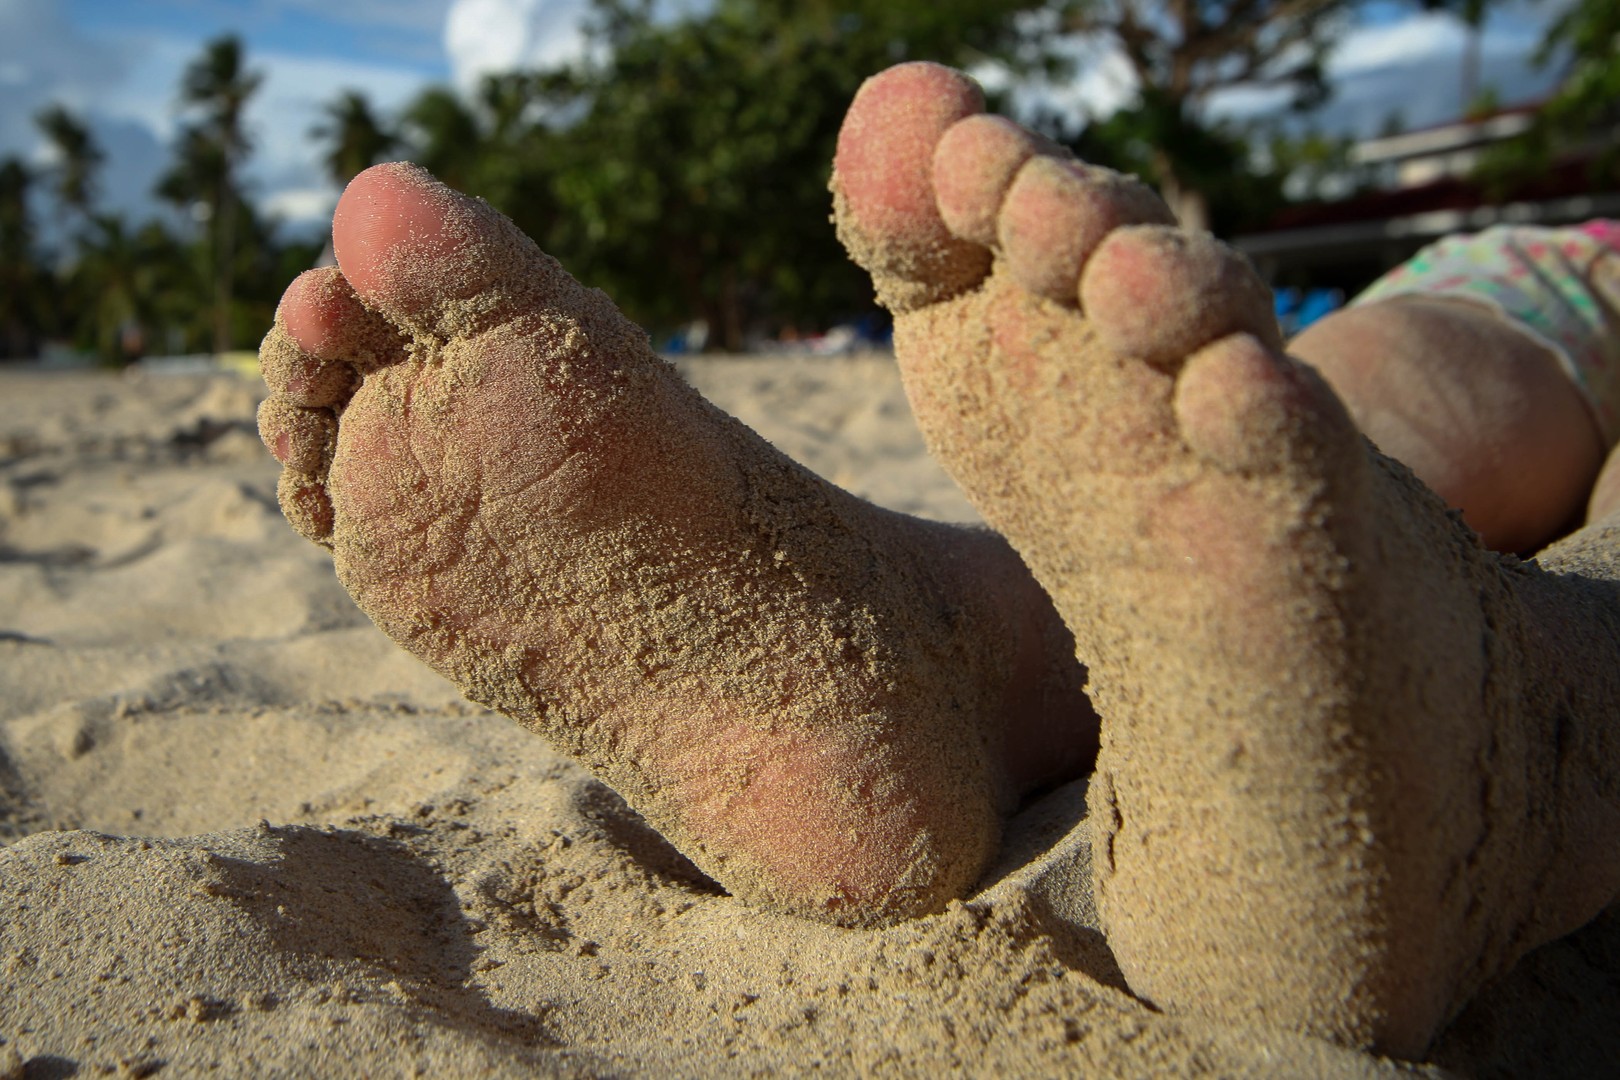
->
[1155,159,1211,234]
[214,177,235,356]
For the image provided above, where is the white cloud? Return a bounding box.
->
[444,0,594,92]
[246,52,430,179]
[1286,8,1563,136]
[1327,12,1469,75]
[277,0,451,35]
[244,49,431,222]
[263,186,338,225]
[0,0,128,152]
[0,7,437,237]
[1008,36,1139,125]
[442,0,711,91]
[1018,3,1567,141]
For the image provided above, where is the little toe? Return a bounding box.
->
[997,159,1175,305]
[256,392,338,546]
[276,471,335,546]
[1080,226,1282,367]
[1173,333,1357,475]
[832,62,992,311]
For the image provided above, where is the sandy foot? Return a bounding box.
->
[832,61,1620,1055]
[255,163,1096,926]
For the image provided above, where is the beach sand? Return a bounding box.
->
[2,359,1618,1077]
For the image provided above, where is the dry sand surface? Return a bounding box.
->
[2,358,1619,1077]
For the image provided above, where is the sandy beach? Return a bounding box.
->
[3,357,1619,1077]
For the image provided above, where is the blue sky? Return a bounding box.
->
[64,0,452,76]
[0,0,1571,242]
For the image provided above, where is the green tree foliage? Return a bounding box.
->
[0,158,48,358]
[313,90,399,187]
[4,3,1442,363]
[1479,0,1619,188]
[64,216,182,360]
[1052,0,1496,232]
[168,34,265,355]
[489,0,1062,350]
[35,105,104,223]
[1053,0,1345,230]
[0,36,318,364]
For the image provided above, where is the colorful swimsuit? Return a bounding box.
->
[1352,221,1620,447]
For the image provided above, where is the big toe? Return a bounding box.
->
[834,62,1179,317]
[832,62,992,311]
[333,162,563,339]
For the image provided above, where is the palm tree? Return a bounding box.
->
[312,90,398,187]
[155,125,228,348]
[173,35,263,356]
[0,157,46,359]
[401,86,483,191]
[34,104,104,227]
[67,215,145,360]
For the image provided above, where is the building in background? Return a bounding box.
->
[1235,105,1620,298]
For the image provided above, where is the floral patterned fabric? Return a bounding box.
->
[1354,221,1620,447]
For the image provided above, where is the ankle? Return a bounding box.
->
[995,558,1096,798]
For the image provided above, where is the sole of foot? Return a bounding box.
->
[255,162,1097,927]
[832,60,1620,1056]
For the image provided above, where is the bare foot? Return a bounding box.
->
[833,62,1620,1055]
[255,163,1095,926]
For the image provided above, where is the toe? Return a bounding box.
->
[257,391,339,547]
[1080,226,1282,367]
[278,266,408,374]
[260,267,404,408]
[259,326,358,409]
[832,62,991,311]
[1174,334,1357,474]
[997,159,1175,305]
[257,397,337,474]
[932,114,1059,247]
[333,162,569,337]
[276,471,335,546]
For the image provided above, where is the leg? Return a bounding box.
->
[1593,436,1620,524]
[1292,297,1606,553]
[833,62,1620,1055]
[257,163,1097,926]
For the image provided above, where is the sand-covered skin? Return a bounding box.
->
[5,366,1620,1075]
[254,164,1101,926]
[833,61,1620,1056]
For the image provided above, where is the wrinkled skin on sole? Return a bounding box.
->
[258,162,1096,928]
